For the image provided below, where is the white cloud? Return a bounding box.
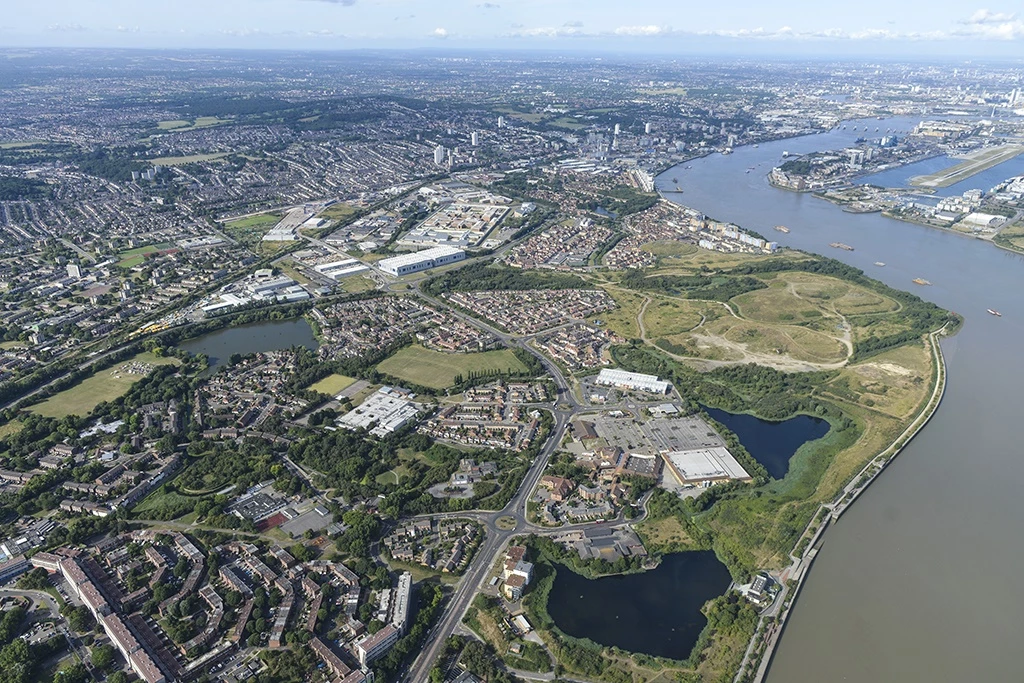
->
[47,23,86,32]
[963,9,1017,24]
[115,25,141,33]
[432,27,448,38]
[613,25,669,36]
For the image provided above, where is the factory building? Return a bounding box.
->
[377,246,465,276]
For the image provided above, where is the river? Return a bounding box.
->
[658,118,1024,682]
[177,318,318,369]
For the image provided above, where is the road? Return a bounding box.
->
[400,270,631,683]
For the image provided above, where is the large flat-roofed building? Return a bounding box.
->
[595,368,672,394]
[337,387,421,437]
[378,246,465,276]
[663,447,752,485]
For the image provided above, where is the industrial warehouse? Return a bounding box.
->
[377,246,465,276]
[594,368,673,394]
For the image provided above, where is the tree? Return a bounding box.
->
[91,644,116,671]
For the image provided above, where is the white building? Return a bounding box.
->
[595,368,671,394]
[471,132,479,146]
[434,145,446,166]
[377,246,465,276]
[391,572,412,634]
[355,624,400,666]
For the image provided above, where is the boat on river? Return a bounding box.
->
[775,225,790,233]
[913,278,932,286]
[988,309,1002,317]
[874,261,885,266]
[830,242,855,251]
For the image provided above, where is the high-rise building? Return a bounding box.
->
[471,132,479,146]
[433,145,445,166]
[644,122,652,134]
[497,116,505,129]
[613,123,621,136]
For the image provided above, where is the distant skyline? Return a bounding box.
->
[2,1,1023,57]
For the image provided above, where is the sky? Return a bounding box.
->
[2,0,1024,57]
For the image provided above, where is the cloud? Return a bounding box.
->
[613,24,670,36]
[563,21,583,28]
[115,25,141,33]
[47,23,86,32]
[962,9,1017,23]
[477,2,500,8]
[954,9,1024,38]
[300,0,356,5]
[432,27,448,38]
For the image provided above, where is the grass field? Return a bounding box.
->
[377,345,529,389]
[157,120,190,130]
[320,203,359,221]
[642,297,707,337]
[308,373,357,396]
[148,153,228,166]
[29,352,180,418]
[994,221,1024,253]
[156,117,229,132]
[117,242,174,268]
[635,515,693,548]
[223,213,283,247]
[0,341,27,350]
[0,141,41,149]
[0,420,23,440]
[132,489,197,520]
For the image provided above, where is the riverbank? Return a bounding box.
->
[738,324,948,683]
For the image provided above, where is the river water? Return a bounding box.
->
[658,118,1024,682]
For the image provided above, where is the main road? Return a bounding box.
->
[401,275,596,683]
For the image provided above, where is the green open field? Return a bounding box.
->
[132,489,198,520]
[376,345,528,389]
[994,221,1024,253]
[307,373,357,396]
[224,213,283,229]
[641,297,708,337]
[223,213,283,247]
[149,153,228,166]
[0,420,23,440]
[29,352,180,419]
[0,141,41,149]
[320,203,359,221]
[117,242,174,268]
[337,276,377,294]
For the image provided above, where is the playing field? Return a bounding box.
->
[117,242,174,268]
[29,352,180,419]
[376,345,529,389]
[307,373,357,396]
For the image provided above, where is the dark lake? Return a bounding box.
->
[177,318,318,369]
[546,551,731,660]
[702,406,830,480]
